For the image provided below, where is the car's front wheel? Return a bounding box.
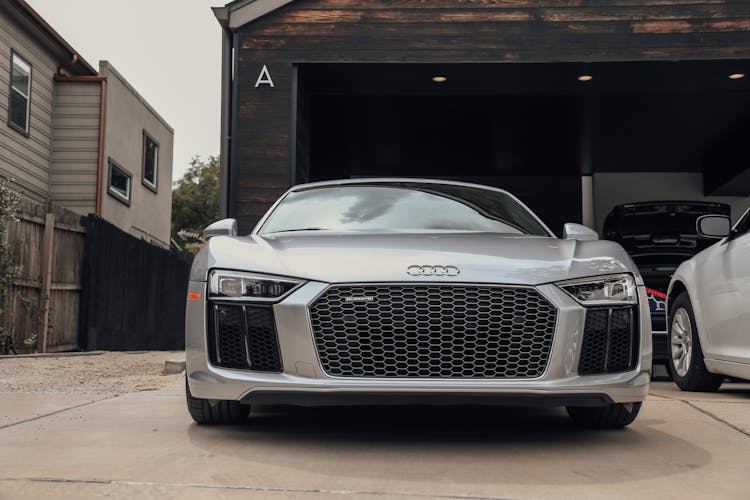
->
[185,378,250,425]
[667,292,723,392]
[566,402,642,429]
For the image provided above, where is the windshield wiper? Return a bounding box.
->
[266,227,330,234]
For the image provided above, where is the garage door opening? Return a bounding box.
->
[292,62,750,235]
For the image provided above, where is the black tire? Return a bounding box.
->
[186,378,250,425]
[667,292,723,392]
[566,402,642,429]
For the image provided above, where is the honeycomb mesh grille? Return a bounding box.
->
[210,304,282,372]
[577,309,608,374]
[607,308,635,372]
[309,285,557,378]
[579,306,637,375]
[214,305,247,369]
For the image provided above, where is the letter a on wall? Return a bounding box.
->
[254,65,275,88]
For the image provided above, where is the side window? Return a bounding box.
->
[108,159,132,205]
[8,52,31,134]
[142,132,159,192]
[734,208,750,237]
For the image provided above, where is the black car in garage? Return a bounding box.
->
[603,201,731,365]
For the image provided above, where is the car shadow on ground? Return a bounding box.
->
[715,385,750,398]
[186,403,710,486]
[248,404,581,444]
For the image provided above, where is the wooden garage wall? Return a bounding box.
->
[232,0,750,231]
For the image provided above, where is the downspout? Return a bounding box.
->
[53,74,107,215]
[218,26,233,218]
[57,54,78,76]
[214,6,233,219]
[96,79,107,216]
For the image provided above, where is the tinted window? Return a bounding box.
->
[734,208,750,236]
[605,203,731,239]
[260,183,549,236]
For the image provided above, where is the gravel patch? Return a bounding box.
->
[0,351,185,395]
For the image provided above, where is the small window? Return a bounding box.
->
[108,160,131,205]
[8,52,31,134]
[142,132,159,192]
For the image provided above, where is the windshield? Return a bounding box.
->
[259,183,550,236]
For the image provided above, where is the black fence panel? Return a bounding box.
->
[79,216,192,350]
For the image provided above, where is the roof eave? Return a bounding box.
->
[214,0,295,30]
[11,0,98,76]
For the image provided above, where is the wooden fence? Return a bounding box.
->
[78,216,191,351]
[5,199,85,353]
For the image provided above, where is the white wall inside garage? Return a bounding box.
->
[593,173,750,234]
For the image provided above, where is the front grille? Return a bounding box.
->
[208,304,282,372]
[309,284,557,378]
[578,307,638,375]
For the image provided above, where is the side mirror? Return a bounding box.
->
[203,218,238,239]
[696,215,731,239]
[563,223,599,241]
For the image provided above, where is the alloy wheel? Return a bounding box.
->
[671,307,693,377]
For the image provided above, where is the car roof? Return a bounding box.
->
[608,200,731,213]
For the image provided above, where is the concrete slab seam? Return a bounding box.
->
[646,392,671,400]
[0,351,105,360]
[0,396,118,431]
[683,401,750,439]
[0,477,516,500]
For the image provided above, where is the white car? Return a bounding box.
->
[667,208,750,390]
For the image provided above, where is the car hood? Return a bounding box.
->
[192,231,639,286]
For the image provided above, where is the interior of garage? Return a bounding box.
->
[295,61,750,235]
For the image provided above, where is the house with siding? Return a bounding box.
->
[1,0,173,247]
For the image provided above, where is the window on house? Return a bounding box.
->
[142,132,159,191]
[109,160,131,205]
[9,52,31,134]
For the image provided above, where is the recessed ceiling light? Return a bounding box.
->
[432,76,447,83]
[578,75,593,82]
[729,73,746,80]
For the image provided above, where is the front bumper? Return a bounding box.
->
[186,281,652,406]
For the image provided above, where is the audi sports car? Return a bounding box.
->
[186,179,651,429]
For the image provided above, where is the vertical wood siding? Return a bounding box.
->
[231,0,750,230]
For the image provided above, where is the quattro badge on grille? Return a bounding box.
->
[407,265,460,277]
[344,295,376,303]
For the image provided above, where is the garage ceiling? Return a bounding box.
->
[301,60,750,193]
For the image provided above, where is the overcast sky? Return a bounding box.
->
[27,0,225,181]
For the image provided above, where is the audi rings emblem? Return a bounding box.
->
[407,265,461,277]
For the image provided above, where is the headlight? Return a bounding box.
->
[556,273,637,305]
[209,270,304,302]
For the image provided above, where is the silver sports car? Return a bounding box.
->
[186,179,651,428]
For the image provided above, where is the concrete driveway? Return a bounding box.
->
[1,381,749,499]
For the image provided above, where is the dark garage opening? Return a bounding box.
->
[295,62,750,235]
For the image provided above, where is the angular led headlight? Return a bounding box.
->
[209,270,304,302]
[556,273,637,305]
